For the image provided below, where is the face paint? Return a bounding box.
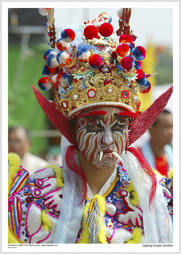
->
[75,107,128,169]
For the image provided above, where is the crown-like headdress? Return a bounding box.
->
[37,8,151,119]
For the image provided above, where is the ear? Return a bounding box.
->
[32,86,75,145]
[128,85,173,146]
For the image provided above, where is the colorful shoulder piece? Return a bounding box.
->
[8,153,64,244]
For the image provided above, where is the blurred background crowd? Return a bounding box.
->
[8,8,173,175]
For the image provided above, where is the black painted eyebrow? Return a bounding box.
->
[114,113,127,120]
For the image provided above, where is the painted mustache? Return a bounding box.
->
[99,150,123,163]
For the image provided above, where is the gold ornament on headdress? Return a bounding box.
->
[38,8,151,119]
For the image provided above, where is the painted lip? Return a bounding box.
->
[103,149,115,153]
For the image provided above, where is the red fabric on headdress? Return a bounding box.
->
[32,85,75,144]
[128,85,173,146]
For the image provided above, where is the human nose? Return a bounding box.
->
[102,127,114,146]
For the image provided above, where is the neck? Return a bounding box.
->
[150,140,165,157]
[78,153,115,196]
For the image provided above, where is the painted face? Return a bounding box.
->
[75,107,128,169]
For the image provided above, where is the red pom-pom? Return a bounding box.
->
[56,39,70,51]
[136,69,145,80]
[116,43,130,57]
[139,81,151,93]
[88,54,102,68]
[38,77,52,91]
[51,74,59,88]
[132,46,146,61]
[119,34,133,43]
[98,23,113,37]
[84,25,98,39]
[61,28,75,43]
[120,56,135,71]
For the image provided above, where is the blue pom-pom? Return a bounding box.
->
[46,54,59,68]
[135,60,142,69]
[57,73,71,88]
[128,43,134,51]
[61,73,71,84]
[132,46,146,61]
[116,62,125,71]
[38,77,52,91]
[61,28,75,43]
[56,51,70,65]
[44,49,57,60]
[137,77,147,86]
[139,80,151,93]
[77,44,95,57]
[42,65,51,76]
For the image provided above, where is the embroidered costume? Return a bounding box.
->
[8,8,173,244]
[8,153,172,244]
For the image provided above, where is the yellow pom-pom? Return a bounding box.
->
[8,153,21,193]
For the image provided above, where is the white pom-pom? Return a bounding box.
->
[77,51,91,62]
[46,54,59,68]
[117,8,124,19]
[56,39,70,51]
[57,51,70,66]
[51,74,59,87]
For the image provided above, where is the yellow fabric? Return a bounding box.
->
[138,42,157,112]
[8,223,23,244]
[126,181,139,206]
[41,210,52,232]
[45,164,64,187]
[78,195,107,243]
[103,174,117,198]
[8,153,21,194]
[126,227,142,244]
[153,166,173,180]
[168,167,173,180]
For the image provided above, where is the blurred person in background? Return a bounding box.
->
[139,109,173,178]
[8,126,48,174]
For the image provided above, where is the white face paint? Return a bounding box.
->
[75,107,128,169]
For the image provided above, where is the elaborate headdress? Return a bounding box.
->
[34,8,172,146]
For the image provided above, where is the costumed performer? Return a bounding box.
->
[8,8,173,244]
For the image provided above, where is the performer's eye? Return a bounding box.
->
[87,121,103,132]
[111,120,127,132]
